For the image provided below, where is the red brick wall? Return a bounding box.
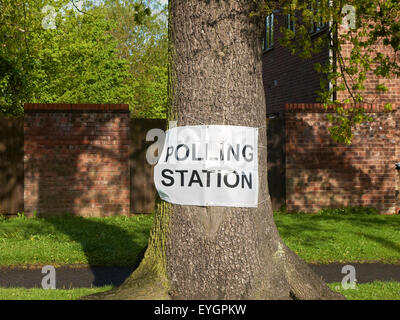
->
[336,31,400,108]
[262,15,400,116]
[285,103,399,214]
[262,13,329,116]
[24,104,130,217]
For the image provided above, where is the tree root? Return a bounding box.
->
[80,272,170,300]
[81,243,345,300]
[282,243,346,300]
[80,247,170,300]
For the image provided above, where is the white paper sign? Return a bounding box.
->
[154,125,258,207]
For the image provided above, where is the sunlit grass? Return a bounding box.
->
[0,282,399,300]
[1,210,400,266]
[0,214,153,266]
[275,211,400,263]
[0,286,112,300]
[329,281,400,300]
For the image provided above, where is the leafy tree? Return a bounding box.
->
[101,0,168,118]
[0,0,35,115]
[30,4,136,105]
[0,0,167,118]
[129,11,167,119]
[0,1,135,113]
[261,0,400,143]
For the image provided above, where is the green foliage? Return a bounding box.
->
[112,1,168,118]
[384,103,393,112]
[15,212,27,220]
[0,0,167,118]
[31,6,135,105]
[98,0,168,118]
[325,105,372,144]
[259,0,400,143]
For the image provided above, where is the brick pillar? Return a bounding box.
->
[24,104,130,217]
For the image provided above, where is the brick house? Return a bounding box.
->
[262,9,400,214]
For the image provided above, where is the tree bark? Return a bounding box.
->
[83,0,344,300]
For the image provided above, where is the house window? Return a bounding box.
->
[263,13,274,51]
[287,12,295,33]
[310,1,327,34]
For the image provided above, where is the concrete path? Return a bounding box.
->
[0,263,399,289]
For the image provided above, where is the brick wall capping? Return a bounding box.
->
[285,103,397,113]
[24,103,129,113]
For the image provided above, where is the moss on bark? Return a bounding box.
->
[81,200,171,300]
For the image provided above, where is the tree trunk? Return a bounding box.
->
[83,0,344,300]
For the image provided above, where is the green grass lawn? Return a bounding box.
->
[0,286,112,300]
[0,282,398,300]
[0,214,153,266]
[1,210,400,266]
[327,281,400,300]
[0,211,400,300]
[274,211,400,264]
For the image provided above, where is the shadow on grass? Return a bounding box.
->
[275,221,333,250]
[354,232,400,254]
[274,213,400,254]
[18,215,149,286]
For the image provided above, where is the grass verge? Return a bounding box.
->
[1,210,400,266]
[0,282,398,300]
[274,211,400,263]
[0,286,112,300]
[329,281,400,300]
[0,214,153,266]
